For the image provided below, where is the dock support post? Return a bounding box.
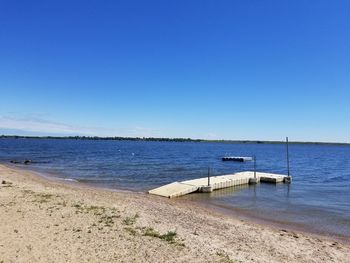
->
[249,156,258,184]
[201,167,213,193]
[285,137,292,184]
[254,155,256,179]
[286,137,290,177]
[207,167,210,186]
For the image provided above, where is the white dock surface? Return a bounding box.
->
[148,171,289,198]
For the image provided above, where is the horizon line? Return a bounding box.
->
[1,134,349,146]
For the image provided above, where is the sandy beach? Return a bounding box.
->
[0,164,349,263]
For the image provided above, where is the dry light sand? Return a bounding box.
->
[0,164,349,263]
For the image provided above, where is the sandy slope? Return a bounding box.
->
[0,164,349,263]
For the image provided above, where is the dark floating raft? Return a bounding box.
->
[222,156,253,162]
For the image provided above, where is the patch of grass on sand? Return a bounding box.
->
[123,213,139,226]
[72,203,121,227]
[111,207,119,213]
[55,201,67,207]
[1,180,13,187]
[99,215,119,227]
[22,189,35,195]
[72,203,82,209]
[144,227,160,238]
[216,251,235,263]
[162,231,178,243]
[124,227,137,236]
[143,228,183,246]
[33,193,54,203]
[86,205,106,215]
[73,204,107,216]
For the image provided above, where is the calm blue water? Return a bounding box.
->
[0,138,349,239]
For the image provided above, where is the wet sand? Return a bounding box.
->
[0,164,349,262]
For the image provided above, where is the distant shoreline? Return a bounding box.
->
[1,135,349,146]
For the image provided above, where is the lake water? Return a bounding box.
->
[0,138,349,240]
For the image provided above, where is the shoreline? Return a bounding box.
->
[1,164,349,262]
[189,199,350,244]
[11,162,349,243]
[5,163,144,194]
[5,163,350,243]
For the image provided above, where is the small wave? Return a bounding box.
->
[165,167,187,172]
[323,174,349,183]
[34,161,52,164]
[64,178,79,182]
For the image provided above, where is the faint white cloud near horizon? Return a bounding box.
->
[0,116,160,137]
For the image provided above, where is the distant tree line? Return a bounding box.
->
[0,135,203,142]
[0,135,262,143]
[0,135,348,145]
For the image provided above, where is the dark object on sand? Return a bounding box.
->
[24,159,32,165]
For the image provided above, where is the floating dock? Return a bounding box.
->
[148,171,291,198]
[222,156,253,162]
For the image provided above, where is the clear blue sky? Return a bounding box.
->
[1,1,349,142]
